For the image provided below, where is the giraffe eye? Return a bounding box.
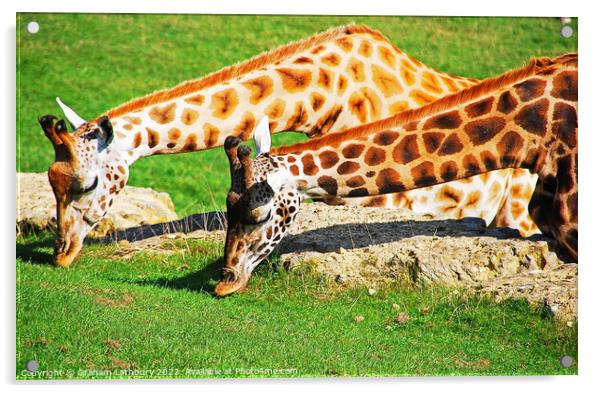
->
[243,210,271,225]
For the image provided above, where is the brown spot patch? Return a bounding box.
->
[390,101,409,114]
[335,37,353,52]
[401,57,417,72]
[400,67,416,87]
[363,195,386,206]
[496,91,518,114]
[149,102,176,124]
[285,102,308,131]
[277,68,312,93]
[480,150,498,171]
[359,40,372,57]
[123,124,132,131]
[337,75,348,95]
[293,56,313,64]
[464,116,505,146]
[422,132,445,153]
[132,132,142,148]
[310,45,325,55]
[511,201,525,220]
[514,78,546,102]
[210,88,238,119]
[551,70,577,101]
[290,165,299,176]
[342,143,365,159]
[553,102,578,148]
[410,90,436,106]
[234,112,256,139]
[301,154,319,176]
[348,92,367,123]
[373,130,399,146]
[393,134,420,164]
[337,161,360,175]
[310,92,326,112]
[438,133,464,156]
[318,176,338,195]
[346,175,366,188]
[346,57,366,82]
[318,150,339,169]
[265,98,286,119]
[184,94,205,106]
[146,127,159,148]
[349,188,369,197]
[378,46,396,68]
[181,108,199,125]
[309,105,343,137]
[496,131,524,166]
[515,98,549,136]
[321,53,341,67]
[376,168,405,194]
[372,65,403,97]
[243,76,274,105]
[181,133,198,152]
[437,184,463,206]
[168,127,181,141]
[440,161,459,182]
[465,97,494,118]
[318,68,333,91]
[421,71,443,94]
[364,147,386,166]
[441,76,460,92]
[202,124,219,148]
[124,116,142,125]
[411,162,437,187]
[465,191,481,209]
[360,87,382,121]
[424,110,462,130]
[462,154,482,176]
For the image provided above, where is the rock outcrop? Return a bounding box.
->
[275,204,576,322]
[16,172,178,237]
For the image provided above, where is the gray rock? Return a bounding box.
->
[16,172,178,237]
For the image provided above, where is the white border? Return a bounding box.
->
[3,0,600,392]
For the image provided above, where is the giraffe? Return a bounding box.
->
[39,24,536,268]
[217,53,577,297]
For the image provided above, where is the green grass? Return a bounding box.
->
[16,14,578,378]
[17,14,577,215]
[17,234,577,379]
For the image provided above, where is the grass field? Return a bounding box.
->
[16,14,578,378]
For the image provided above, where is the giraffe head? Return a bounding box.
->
[215,117,300,297]
[39,98,127,268]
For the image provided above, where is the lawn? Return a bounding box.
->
[16,14,578,378]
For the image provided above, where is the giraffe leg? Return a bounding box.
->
[492,169,540,237]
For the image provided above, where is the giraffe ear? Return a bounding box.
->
[253,116,271,156]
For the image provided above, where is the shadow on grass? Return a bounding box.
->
[130,257,224,295]
[16,237,55,265]
[91,211,227,244]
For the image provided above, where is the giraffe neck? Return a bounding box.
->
[274,54,577,201]
[99,24,476,166]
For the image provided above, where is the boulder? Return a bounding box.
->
[275,204,576,321]
[16,172,178,237]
